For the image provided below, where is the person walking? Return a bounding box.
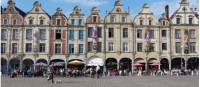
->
[47,64,54,83]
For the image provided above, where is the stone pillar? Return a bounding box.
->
[169,59,171,70]
[185,58,187,70]
[145,57,148,73]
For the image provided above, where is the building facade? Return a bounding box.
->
[1,0,199,74]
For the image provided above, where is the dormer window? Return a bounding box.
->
[40,19,43,25]
[176,18,181,24]
[57,19,61,26]
[140,20,143,25]
[122,17,126,23]
[116,8,121,12]
[162,21,166,26]
[3,19,7,25]
[149,20,152,25]
[111,16,115,23]
[29,19,33,25]
[13,19,17,25]
[93,16,97,23]
[189,17,193,24]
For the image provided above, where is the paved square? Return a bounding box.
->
[1,76,198,87]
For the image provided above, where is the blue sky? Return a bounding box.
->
[1,0,199,18]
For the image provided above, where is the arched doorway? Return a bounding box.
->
[9,58,20,70]
[86,56,104,66]
[36,59,47,64]
[148,58,159,71]
[119,58,132,74]
[134,58,145,71]
[171,58,185,69]
[35,58,48,76]
[187,57,199,70]
[1,58,7,74]
[50,59,65,75]
[22,59,34,70]
[160,58,169,70]
[105,58,117,76]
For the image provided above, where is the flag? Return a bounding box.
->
[144,26,150,54]
[184,30,189,54]
[92,24,97,50]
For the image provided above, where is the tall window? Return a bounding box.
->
[137,43,143,52]
[57,19,61,26]
[111,16,115,23]
[29,19,33,25]
[176,18,181,24]
[40,19,43,25]
[149,20,152,25]
[149,30,154,39]
[26,29,32,40]
[12,29,18,40]
[79,30,84,40]
[97,27,102,38]
[175,42,181,53]
[122,17,126,23]
[161,30,167,37]
[189,30,195,39]
[108,28,114,38]
[137,29,142,38]
[78,19,82,25]
[25,43,32,52]
[162,43,167,50]
[12,43,18,54]
[123,28,128,38]
[189,18,193,24]
[55,44,61,54]
[162,21,166,26]
[13,19,17,25]
[71,19,75,25]
[108,42,114,52]
[1,43,6,54]
[79,44,84,53]
[3,19,7,25]
[88,27,93,38]
[123,42,128,52]
[39,43,45,52]
[87,42,92,52]
[140,20,143,25]
[68,30,74,40]
[39,29,46,40]
[93,16,97,23]
[175,29,181,39]
[56,30,61,40]
[97,42,102,52]
[1,29,7,40]
[68,44,74,54]
[189,42,196,53]
[149,43,155,52]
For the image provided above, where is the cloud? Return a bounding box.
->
[65,0,108,7]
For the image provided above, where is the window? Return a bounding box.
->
[29,19,33,25]
[176,18,181,24]
[161,30,167,37]
[3,19,7,25]
[123,28,128,38]
[149,43,155,52]
[123,42,128,52]
[140,20,143,25]
[1,43,6,54]
[79,44,84,53]
[71,19,75,25]
[1,29,7,40]
[56,30,61,40]
[162,21,166,26]
[88,27,93,38]
[57,19,61,26]
[13,19,17,25]
[175,42,181,53]
[122,17,126,23]
[189,30,195,39]
[137,29,142,38]
[55,44,61,54]
[149,20,152,25]
[25,43,32,52]
[189,18,193,24]
[137,43,143,52]
[97,27,102,38]
[149,30,154,39]
[39,43,45,52]
[12,43,17,54]
[93,16,97,23]
[68,30,74,40]
[108,28,114,38]
[40,19,43,25]
[108,42,114,52]
[26,29,32,40]
[39,29,46,40]
[97,42,102,52]
[12,29,18,40]
[162,43,167,50]
[88,42,92,52]
[111,16,115,23]
[78,19,82,25]
[68,44,74,54]
[189,42,196,53]
[175,29,181,39]
[79,30,84,40]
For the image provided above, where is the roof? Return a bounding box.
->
[15,6,26,17]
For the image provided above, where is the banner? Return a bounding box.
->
[144,26,150,54]
[184,30,189,54]
[92,24,98,50]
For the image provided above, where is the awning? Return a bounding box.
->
[68,60,85,65]
[149,61,160,66]
[87,58,104,66]
[35,62,47,66]
[133,62,143,66]
[52,62,65,66]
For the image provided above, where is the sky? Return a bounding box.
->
[1,0,199,18]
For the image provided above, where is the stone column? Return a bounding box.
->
[185,58,187,70]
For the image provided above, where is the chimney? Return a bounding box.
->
[165,5,169,19]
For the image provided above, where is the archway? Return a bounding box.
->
[67,59,85,70]
[134,58,145,71]
[148,58,159,71]
[105,58,117,70]
[160,58,169,70]
[86,56,104,66]
[9,58,20,70]
[119,58,132,74]
[22,59,34,70]
[36,59,47,64]
[171,58,185,69]
[50,59,65,75]
[1,58,7,74]
[187,57,199,70]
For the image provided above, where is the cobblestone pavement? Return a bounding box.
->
[1,76,198,87]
